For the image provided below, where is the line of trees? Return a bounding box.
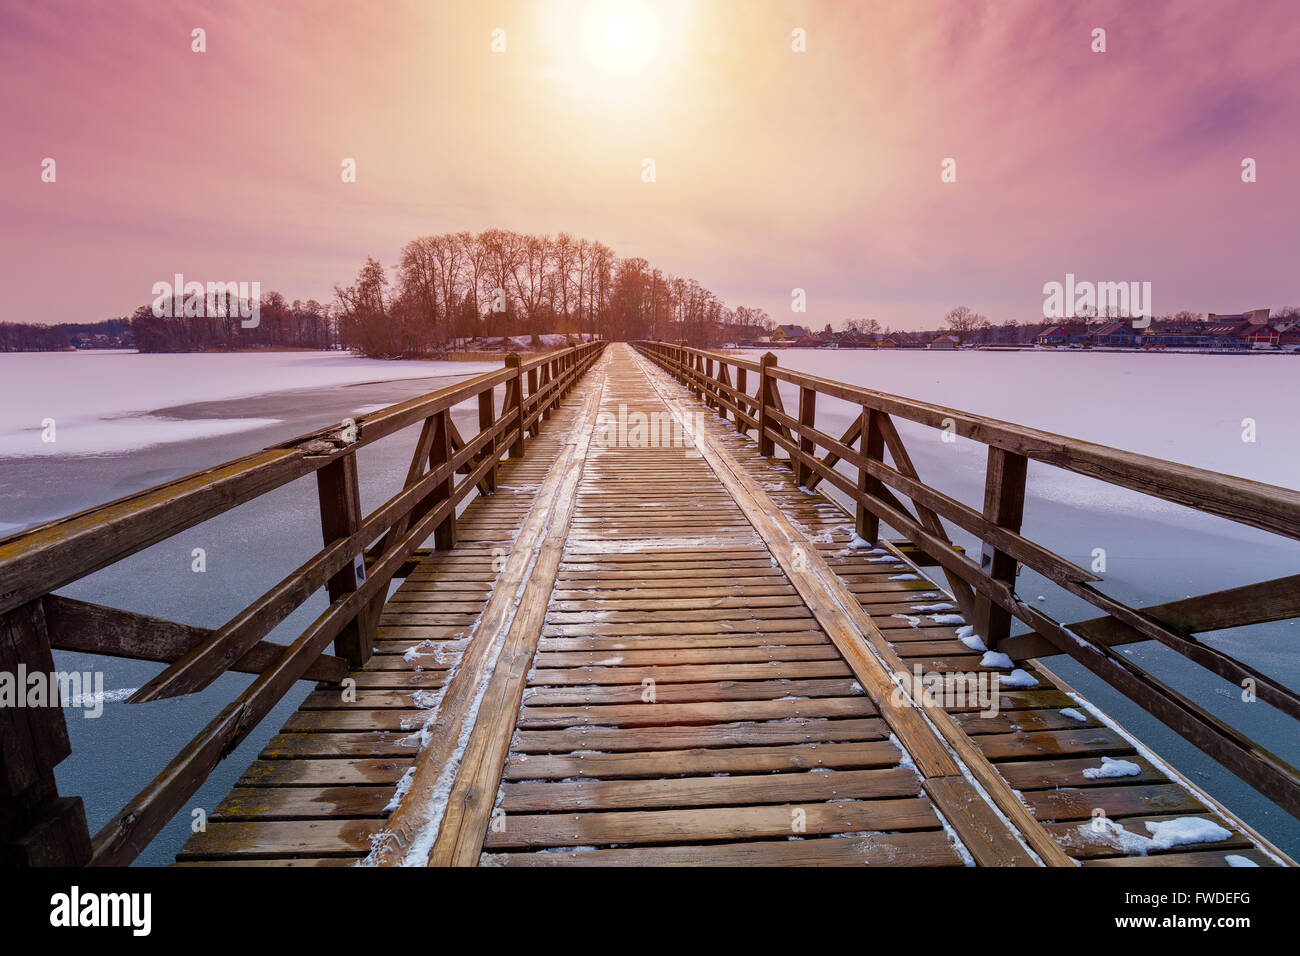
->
[334,229,770,358]
[0,318,132,351]
[129,294,334,352]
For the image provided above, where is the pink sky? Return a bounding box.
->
[2,0,1298,330]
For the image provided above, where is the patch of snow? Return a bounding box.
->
[63,687,137,708]
[1082,756,1142,779]
[955,626,986,652]
[1145,817,1232,849]
[384,767,416,812]
[999,668,1038,687]
[980,651,1014,669]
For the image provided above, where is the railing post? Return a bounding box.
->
[0,600,92,866]
[430,409,457,550]
[758,351,777,457]
[540,361,553,421]
[796,386,817,486]
[972,446,1028,648]
[526,367,539,437]
[704,357,716,410]
[680,342,700,398]
[316,452,372,667]
[478,386,498,494]
[735,366,748,434]
[856,407,885,544]
[506,352,525,459]
[714,361,733,423]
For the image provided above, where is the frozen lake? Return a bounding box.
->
[0,350,498,463]
[0,346,1296,861]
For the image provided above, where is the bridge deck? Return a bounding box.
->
[177,344,1287,867]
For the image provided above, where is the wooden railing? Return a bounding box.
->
[634,340,1300,818]
[0,340,605,866]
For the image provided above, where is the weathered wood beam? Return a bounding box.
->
[1000,575,1300,671]
[972,446,1028,648]
[0,600,91,866]
[41,595,348,687]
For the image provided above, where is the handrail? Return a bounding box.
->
[0,339,605,865]
[634,340,1300,819]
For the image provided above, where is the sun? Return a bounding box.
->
[578,1,662,76]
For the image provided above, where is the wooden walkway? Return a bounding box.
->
[176,344,1291,867]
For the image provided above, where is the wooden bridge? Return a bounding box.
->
[1,341,1297,867]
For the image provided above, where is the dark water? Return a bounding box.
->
[0,371,491,866]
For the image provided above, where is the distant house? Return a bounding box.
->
[1247,325,1280,349]
[1208,309,1270,326]
[1205,323,1252,348]
[1276,323,1300,349]
[927,334,959,350]
[771,324,809,345]
[1089,321,1138,347]
[878,332,922,349]
[1142,330,1212,349]
[1036,326,1069,346]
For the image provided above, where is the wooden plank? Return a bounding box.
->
[484,797,940,849]
[512,717,888,753]
[483,830,963,867]
[502,739,901,780]
[500,766,921,813]
[517,696,875,728]
[923,775,1036,866]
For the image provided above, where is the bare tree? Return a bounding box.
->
[943,305,989,345]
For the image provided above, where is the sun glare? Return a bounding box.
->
[533,0,692,106]
[580,1,660,75]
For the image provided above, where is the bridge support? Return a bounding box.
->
[0,601,93,866]
[506,353,525,459]
[757,351,777,457]
[971,447,1028,648]
[316,454,374,667]
[855,407,886,544]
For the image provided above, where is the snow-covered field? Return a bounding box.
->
[0,350,498,457]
